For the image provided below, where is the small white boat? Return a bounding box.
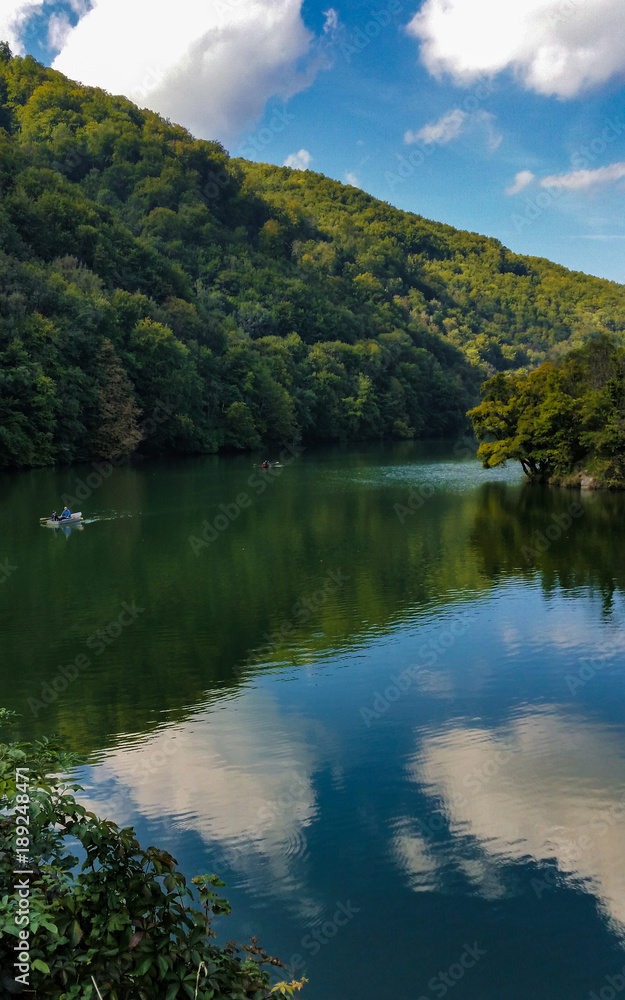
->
[41,512,83,526]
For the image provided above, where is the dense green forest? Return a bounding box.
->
[1,43,625,470]
[469,336,625,488]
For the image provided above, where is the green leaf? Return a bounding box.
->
[32,958,51,974]
[135,956,154,977]
[69,919,84,946]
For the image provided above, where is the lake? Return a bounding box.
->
[2,441,625,1000]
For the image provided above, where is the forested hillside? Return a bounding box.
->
[1,43,625,469]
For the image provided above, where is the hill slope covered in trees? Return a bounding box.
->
[1,44,625,469]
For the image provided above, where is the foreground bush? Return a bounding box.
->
[0,711,305,999]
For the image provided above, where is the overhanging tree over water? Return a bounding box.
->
[468,336,625,488]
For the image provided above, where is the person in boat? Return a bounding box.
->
[60,506,72,519]
[51,510,60,521]
[261,460,271,469]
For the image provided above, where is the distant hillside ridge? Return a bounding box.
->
[1,43,624,469]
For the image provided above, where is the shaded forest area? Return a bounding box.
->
[1,43,625,469]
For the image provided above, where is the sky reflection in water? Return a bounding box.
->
[78,578,625,997]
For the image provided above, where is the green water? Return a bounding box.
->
[2,442,625,999]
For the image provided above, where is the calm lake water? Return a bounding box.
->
[2,442,625,1000]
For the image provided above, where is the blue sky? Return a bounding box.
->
[2,0,625,283]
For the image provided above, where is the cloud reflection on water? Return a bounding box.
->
[79,688,327,911]
[395,708,625,933]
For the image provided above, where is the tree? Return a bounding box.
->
[0,362,58,469]
[468,337,625,487]
[225,401,261,449]
[90,339,143,459]
[469,364,586,480]
[124,319,204,452]
[0,74,15,133]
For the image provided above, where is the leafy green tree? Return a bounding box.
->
[0,362,57,468]
[0,73,15,133]
[343,373,382,438]
[124,318,204,451]
[225,401,261,449]
[469,363,583,480]
[469,336,625,486]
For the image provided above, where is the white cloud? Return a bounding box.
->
[323,7,339,34]
[408,0,625,98]
[47,11,73,51]
[0,0,93,55]
[284,148,312,170]
[540,161,625,190]
[67,0,91,14]
[0,1,44,52]
[43,0,318,145]
[405,108,501,150]
[505,169,536,195]
[505,161,625,196]
[345,171,359,186]
[483,116,502,151]
[406,108,467,145]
